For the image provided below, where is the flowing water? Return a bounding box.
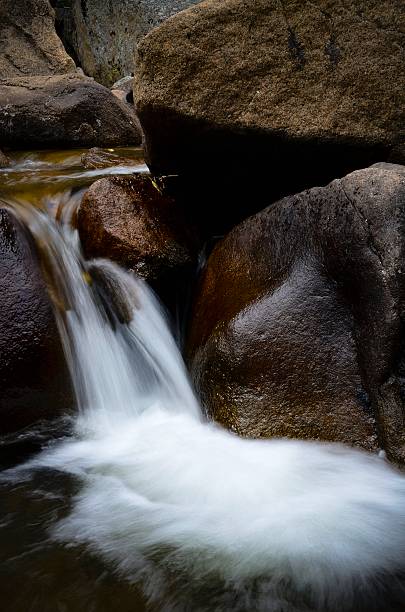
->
[2,150,405,612]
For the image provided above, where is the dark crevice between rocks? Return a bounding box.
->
[340,183,386,271]
[278,0,306,69]
[140,104,394,237]
[325,35,341,66]
[80,0,88,20]
[287,27,306,69]
[337,181,405,463]
[305,0,341,67]
[50,0,82,68]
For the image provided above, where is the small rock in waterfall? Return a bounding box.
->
[0,208,73,435]
[187,163,405,464]
[78,174,198,296]
[87,260,139,325]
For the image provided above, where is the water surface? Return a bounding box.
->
[2,149,405,612]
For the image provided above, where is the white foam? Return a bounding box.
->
[9,202,405,611]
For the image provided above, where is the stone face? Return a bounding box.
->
[55,0,202,86]
[78,174,197,290]
[0,208,73,435]
[187,164,405,462]
[135,0,405,216]
[0,74,142,149]
[0,0,76,78]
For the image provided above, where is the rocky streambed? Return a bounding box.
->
[1,1,405,611]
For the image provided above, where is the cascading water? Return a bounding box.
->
[3,152,405,612]
[11,200,201,434]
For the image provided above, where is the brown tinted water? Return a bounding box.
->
[0,147,146,210]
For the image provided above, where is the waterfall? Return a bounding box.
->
[5,198,405,612]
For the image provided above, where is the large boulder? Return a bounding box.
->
[53,0,202,86]
[135,0,405,226]
[0,208,73,436]
[0,74,141,149]
[187,163,405,463]
[78,174,198,296]
[0,0,76,78]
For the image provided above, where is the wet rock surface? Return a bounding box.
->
[187,163,405,461]
[0,0,76,78]
[78,174,198,296]
[0,74,142,149]
[0,208,73,435]
[136,0,405,223]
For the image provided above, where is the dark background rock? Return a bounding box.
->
[52,0,203,86]
[78,174,199,307]
[135,0,405,232]
[0,0,76,78]
[0,74,142,149]
[187,163,405,462]
[0,208,73,436]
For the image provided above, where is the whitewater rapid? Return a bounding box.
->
[5,200,405,611]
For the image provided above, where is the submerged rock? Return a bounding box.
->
[55,0,202,86]
[78,174,198,295]
[0,74,142,149]
[187,163,405,462]
[81,147,139,170]
[136,0,405,225]
[0,208,73,435]
[0,0,76,78]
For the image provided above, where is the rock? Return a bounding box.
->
[55,0,202,86]
[187,163,405,463]
[0,208,73,435]
[81,148,139,170]
[78,174,198,295]
[135,0,405,226]
[0,74,142,149]
[0,0,76,78]
[111,76,134,95]
[111,76,135,106]
[0,150,10,168]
